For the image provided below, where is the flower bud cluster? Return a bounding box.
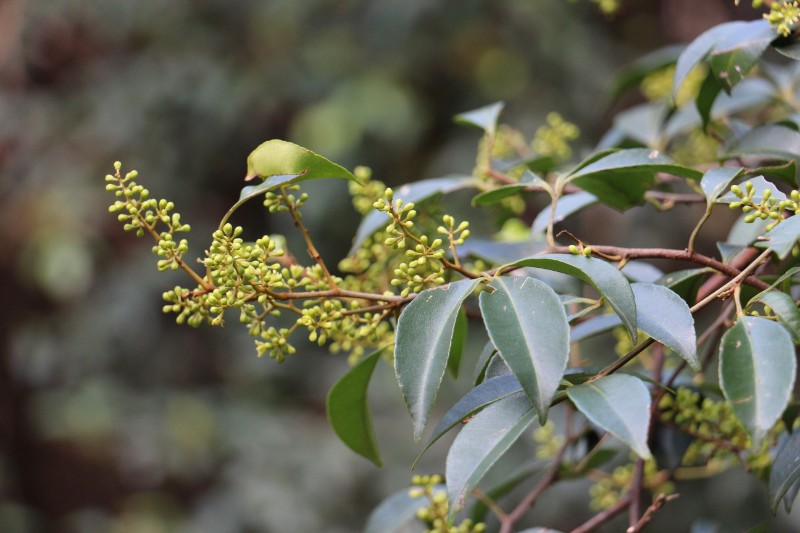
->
[409,475,485,533]
[728,181,793,231]
[568,244,593,257]
[532,112,580,160]
[588,458,673,511]
[764,0,800,37]
[263,184,308,213]
[532,420,565,459]
[106,162,192,271]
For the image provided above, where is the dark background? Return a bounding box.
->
[0,0,796,531]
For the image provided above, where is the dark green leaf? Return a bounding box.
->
[719,317,796,441]
[707,20,775,92]
[364,484,446,533]
[415,374,524,467]
[567,374,652,459]
[473,341,497,385]
[480,277,570,420]
[395,279,482,440]
[446,395,537,514]
[511,254,638,342]
[656,267,713,303]
[724,124,800,161]
[349,176,478,255]
[751,291,800,342]
[769,431,800,513]
[447,309,468,378]
[755,215,800,260]
[774,38,800,61]
[531,192,598,235]
[326,350,385,466]
[472,184,527,206]
[566,149,702,209]
[632,283,699,370]
[744,161,797,188]
[454,102,505,134]
[696,70,724,130]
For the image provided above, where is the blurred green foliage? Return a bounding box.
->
[0,0,788,531]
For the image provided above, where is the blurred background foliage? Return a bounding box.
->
[0,0,793,531]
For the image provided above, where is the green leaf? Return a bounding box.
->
[479,276,569,420]
[769,431,800,513]
[744,160,797,188]
[631,283,699,370]
[415,374,524,467]
[531,192,598,236]
[707,20,775,92]
[245,139,357,182]
[326,350,384,466]
[473,341,497,385]
[751,291,800,342]
[364,484,446,533]
[724,124,800,161]
[719,317,796,441]
[755,215,800,260]
[567,374,652,459]
[447,309,468,378]
[395,279,482,440]
[471,184,527,206]
[349,176,478,255]
[220,140,359,227]
[511,254,638,342]
[446,394,538,514]
[454,102,505,134]
[700,167,745,205]
[696,70,724,130]
[674,23,730,95]
[566,149,702,210]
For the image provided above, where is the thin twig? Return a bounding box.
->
[626,493,680,533]
[569,495,631,533]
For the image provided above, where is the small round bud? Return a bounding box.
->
[114,161,122,171]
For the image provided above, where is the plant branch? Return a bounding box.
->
[625,493,679,533]
[280,188,338,289]
[570,495,631,533]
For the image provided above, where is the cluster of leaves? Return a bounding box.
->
[108,5,800,533]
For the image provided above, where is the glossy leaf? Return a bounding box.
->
[245,139,357,182]
[446,394,537,514]
[454,101,505,134]
[415,374,524,466]
[511,254,638,342]
[755,215,800,260]
[567,374,652,459]
[674,22,731,94]
[744,160,797,188]
[719,317,796,441]
[700,166,744,205]
[696,70,724,129]
[724,124,800,161]
[364,484,446,533]
[632,283,699,370]
[447,309,468,378]
[395,279,482,440]
[531,191,598,235]
[349,176,478,255]
[707,20,775,91]
[770,431,800,513]
[751,291,800,342]
[326,350,385,466]
[479,277,570,420]
[566,148,701,209]
[472,184,527,206]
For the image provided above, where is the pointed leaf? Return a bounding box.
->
[349,176,478,255]
[454,102,505,134]
[472,184,527,206]
[724,124,800,161]
[395,279,482,440]
[770,431,800,514]
[245,139,357,182]
[719,317,796,441]
[531,192,598,235]
[755,215,800,260]
[707,19,775,92]
[446,394,537,514]
[364,484,446,533]
[479,277,570,420]
[674,22,731,94]
[567,374,652,459]
[566,149,701,209]
[632,283,699,370]
[473,341,497,385]
[696,70,725,129]
[511,254,638,342]
[326,350,384,466]
[751,291,800,342]
[415,374,524,466]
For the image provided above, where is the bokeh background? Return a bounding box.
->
[1,0,796,532]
